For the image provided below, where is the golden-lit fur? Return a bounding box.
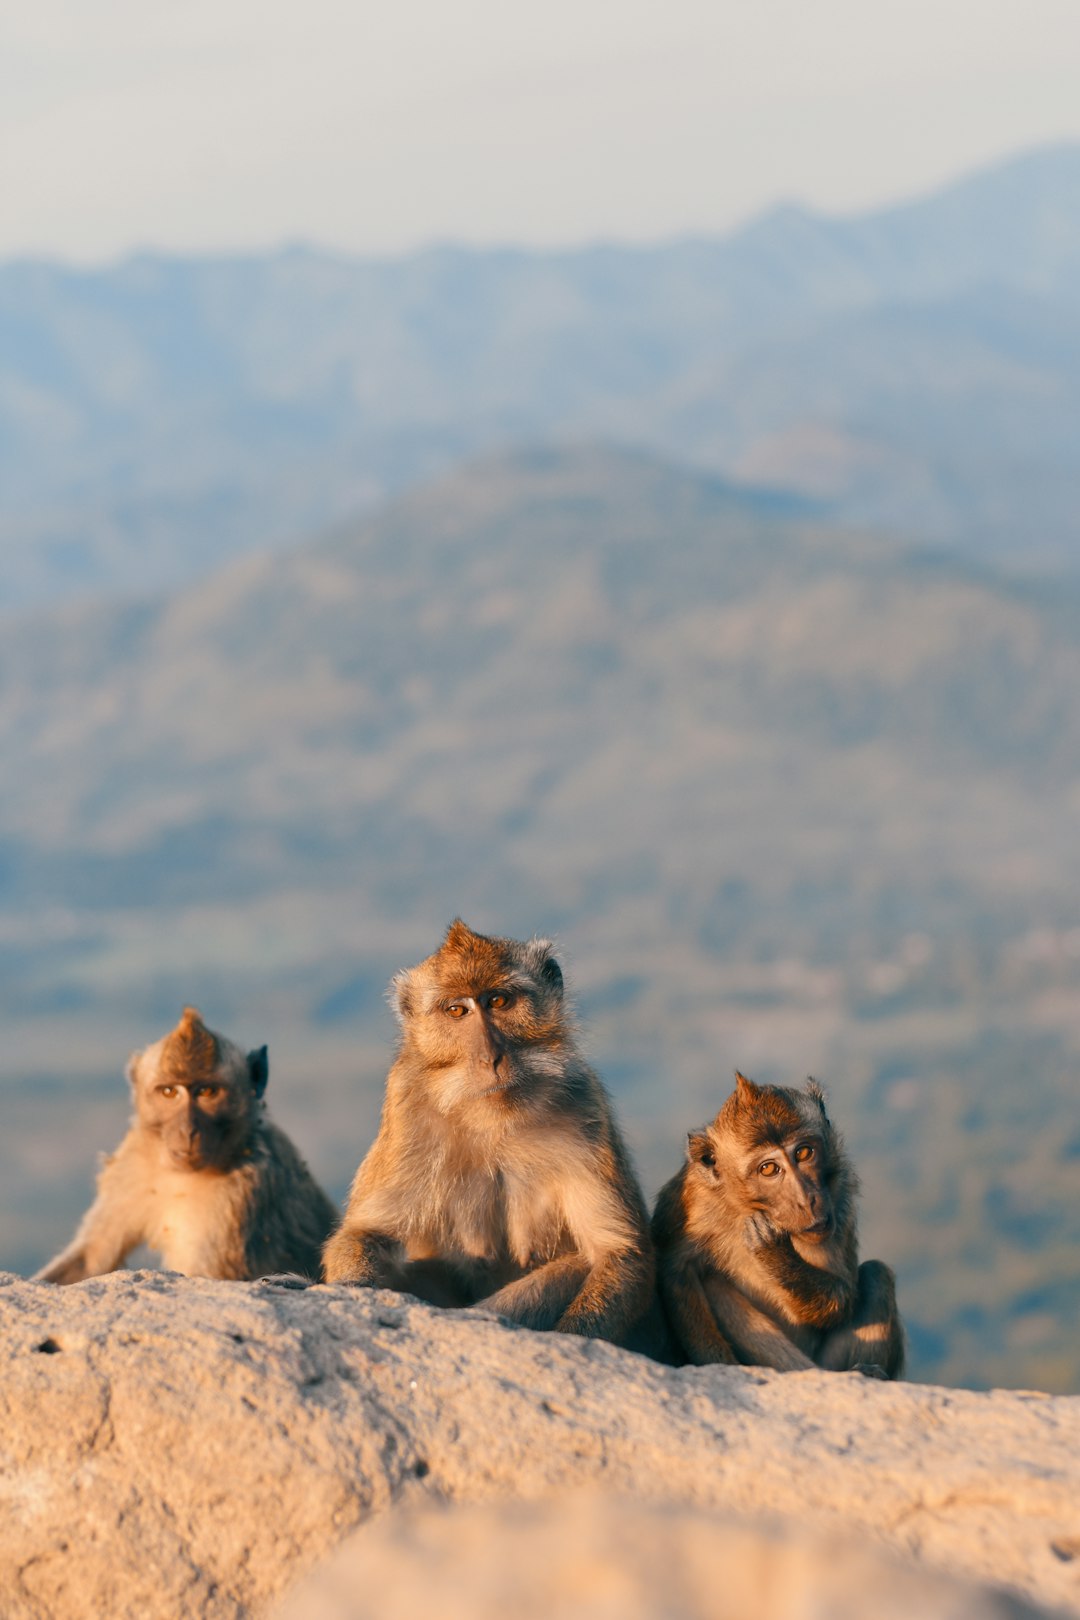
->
[323,921,658,1346]
[36,1007,337,1283]
[652,1071,904,1377]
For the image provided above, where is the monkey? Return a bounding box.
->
[322,920,658,1349]
[651,1071,904,1378]
[35,1007,338,1284]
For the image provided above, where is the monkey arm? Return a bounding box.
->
[480,1244,652,1344]
[761,1235,856,1329]
[35,1150,147,1284]
[817,1259,905,1379]
[321,1223,404,1287]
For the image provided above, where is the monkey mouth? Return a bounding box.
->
[798,1217,833,1242]
[478,1072,520,1098]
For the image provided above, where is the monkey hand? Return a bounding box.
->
[852,1362,889,1380]
[744,1212,783,1250]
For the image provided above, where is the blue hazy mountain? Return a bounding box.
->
[1,445,1079,1392]
[2,143,1079,610]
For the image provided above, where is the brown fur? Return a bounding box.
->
[652,1071,904,1377]
[36,1008,337,1283]
[323,921,658,1348]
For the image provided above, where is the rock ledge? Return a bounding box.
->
[0,1271,1077,1619]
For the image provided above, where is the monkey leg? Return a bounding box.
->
[620,1291,684,1365]
[659,1266,740,1366]
[554,1246,654,1344]
[397,1258,477,1309]
[817,1259,905,1379]
[479,1255,592,1331]
[701,1272,818,1372]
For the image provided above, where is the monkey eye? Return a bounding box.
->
[158,1085,179,1099]
[758,1161,780,1177]
[794,1144,815,1162]
[446,1004,469,1019]
[196,1085,221,1100]
[699,1150,716,1170]
[487,992,513,1011]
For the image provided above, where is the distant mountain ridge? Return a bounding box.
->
[2,142,1079,610]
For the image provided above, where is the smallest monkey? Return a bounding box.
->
[36,1006,337,1284]
[652,1072,904,1378]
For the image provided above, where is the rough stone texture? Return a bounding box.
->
[277,1495,1057,1620]
[1,1270,1079,1620]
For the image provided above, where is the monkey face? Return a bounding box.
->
[128,1007,267,1172]
[146,1078,252,1170]
[740,1134,835,1242]
[688,1072,840,1244]
[391,920,569,1110]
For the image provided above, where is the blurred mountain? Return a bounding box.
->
[3,143,1080,610]
[1,445,1079,1392]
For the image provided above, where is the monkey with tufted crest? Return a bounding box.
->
[36,1007,337,1283]
[322,920,659,1348]
[652,1071,904,1377]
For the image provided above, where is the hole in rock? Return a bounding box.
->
[34,1338,62,1354]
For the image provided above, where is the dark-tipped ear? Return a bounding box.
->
[687,1129,717,1173]
[806,1077,829,1124]
[734,1070,758,1107]
[248,1046,269,1099]
[540,954,563,998]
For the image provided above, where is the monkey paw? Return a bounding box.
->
[851,1362,889,1380]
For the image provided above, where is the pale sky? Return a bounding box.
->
[3,0,1080,263]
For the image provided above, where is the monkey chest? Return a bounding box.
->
[427,1168,572,1270]
[145,1173,245,1275]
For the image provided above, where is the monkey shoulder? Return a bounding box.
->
[95,1130,156,1198]
[650,1169,690,1240]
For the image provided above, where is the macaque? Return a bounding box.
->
[652,1072,904,1378]
[36,1007,337,1283]
[323,920,656,1346]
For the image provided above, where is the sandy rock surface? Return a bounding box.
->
[277,1494,1057,1620]
[1,1270,1078,1620]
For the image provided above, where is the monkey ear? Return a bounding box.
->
[390,970,413,1026]
[806,1077,830,1124]
[540,954,563,998]
[687,1130,718,1176]
[248,1046,269,1099]
[124,1051,143,1091]
[523,937,562,998]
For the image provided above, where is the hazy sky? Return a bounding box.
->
[4,0,1080,263]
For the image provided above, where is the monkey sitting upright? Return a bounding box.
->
[36,1007,337,1284]
[652,1071,904,1378]
[322,920,656,1347]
